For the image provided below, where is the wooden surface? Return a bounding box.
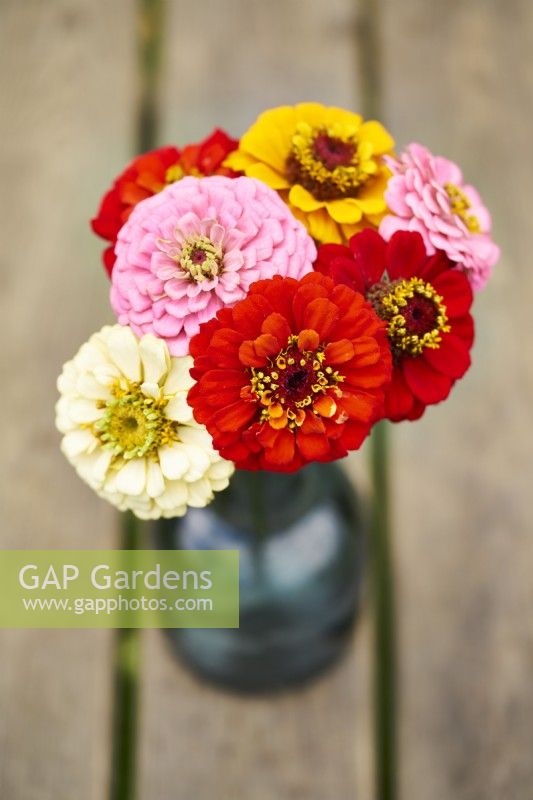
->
[1,1,532,799]
[139,3,373,800]
[382,2,533,797]
[0,2,135,798]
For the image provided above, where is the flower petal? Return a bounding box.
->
[387,231,428,280]
[424,334,471,379]
[289,184,324,212]
[355,195,387,215]
[263,429,295,466]
[325,339,355,364]
[139,334,170,384]
[433,270,474,318]
[115,458,147,496]
[384,368,418,421]
[313,395,337,418]
[358,121,395,154]
[403,358,453,404]
[164,356,194,393]
[106,325,141,382]
[165,393,193,422]
[303,298,339,340]
[298,329,320,351]
[296,431,330,459]
[326,199,363,224]
[141,381,161,400]
[348,228,387,286]
[247,162,289,189]
[159,444,189,480]
[146,461,165,498]
[156,480,188,511]
[187,478,214,507]
[182,444,211,482]
[69,398,102,424]
[261,312,292,344]
[214,401,257,432]
[306,208,342,243]
[61,429,96,458]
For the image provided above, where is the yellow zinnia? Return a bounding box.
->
[225,103,395,244]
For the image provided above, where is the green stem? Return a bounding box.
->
[370,422,396,800]
[136,0,165,154]
[110,514,142,800]
[246,471,267,582]
[355,0,397,796]
[356,0,382,120]
[110,2,165,798]
[248,471,267,540]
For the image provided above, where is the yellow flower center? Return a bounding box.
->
[371,278,450,357]
[286,122,379,201]
[247,335,344,430]
[93,381,179,460]
[179,235,223,282]
[445,183,481,233]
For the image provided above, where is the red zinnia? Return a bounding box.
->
[91,129,239,276]
[187,273,392,472]
[315,229,475,421]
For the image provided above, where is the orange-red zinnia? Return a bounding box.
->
[91,130,238,276]
[187,273,392,471]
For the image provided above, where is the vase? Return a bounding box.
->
[154,462,365,693]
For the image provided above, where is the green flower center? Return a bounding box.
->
[94,383,179,460]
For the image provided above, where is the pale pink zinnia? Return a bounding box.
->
[110,175,316,355]
[379,143,499,291]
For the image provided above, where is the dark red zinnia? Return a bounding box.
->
[91,129,239,276]
[315,229,475,422]
[187,273,392,472]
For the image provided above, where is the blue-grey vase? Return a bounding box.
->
[154,462,364,693]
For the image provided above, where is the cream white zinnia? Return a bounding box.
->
[56,324,234,519]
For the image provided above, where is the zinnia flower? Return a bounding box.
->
[110,176,316,357]
[379,143,499,291]
[56,325,234,519]
[187,273,392,471]
[225,103,394,244]
[315,229,474,421]
[91,129,239,276]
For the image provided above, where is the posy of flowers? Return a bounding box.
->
[56,104,499,519]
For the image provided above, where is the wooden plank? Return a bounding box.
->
[139,624,372,800]
[138,1,374,798]
[381,1,533,797]
[0,2,136,797]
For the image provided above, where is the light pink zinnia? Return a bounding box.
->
[379,143,499,291]
[110,175,316,355]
